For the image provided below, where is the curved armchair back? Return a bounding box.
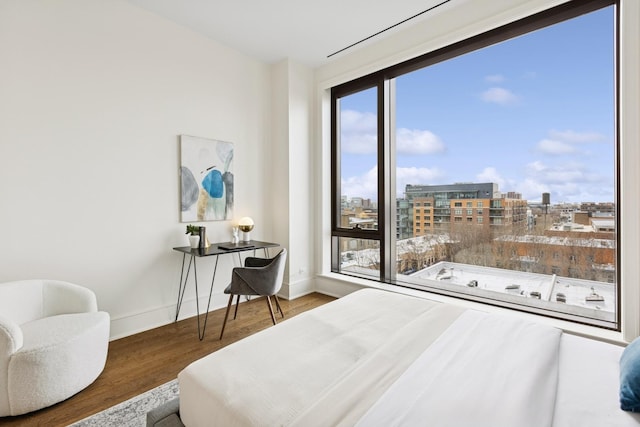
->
[0,280,97,325]
[0,279,109,416]
[252,249,287,296]
[231,249,287,296]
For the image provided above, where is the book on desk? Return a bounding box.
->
[217,242,255,251]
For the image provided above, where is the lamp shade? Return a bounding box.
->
[238,217,254,232]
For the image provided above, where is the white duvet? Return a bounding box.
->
[356,310,562,427]
[179,289,629,427]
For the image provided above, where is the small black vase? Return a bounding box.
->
[198,226,206,249]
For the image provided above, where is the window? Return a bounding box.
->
[332,0,618,329]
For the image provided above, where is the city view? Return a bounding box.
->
[334,5,616,325]
[339,185,616,323]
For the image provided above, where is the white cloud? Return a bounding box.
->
[341,109,376,133]
[341,166,379,200]
[536,138,576,154]
[481,87,518,105]
[485,74,505,83]
[476,167,505,188]
[341,165,444,200]
[548,129,607,143]
[340,109,446,156]
[535,129,609,156]
[340,110,377,154]
[526,161,546,173]
[519,160,611,202]
[518,178,549,201]
[396,128,445,155]
[397,167,445,197]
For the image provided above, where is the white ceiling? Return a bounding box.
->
[125,0,456,68]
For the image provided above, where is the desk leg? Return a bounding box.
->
[175,254,194,322]
[197,255,219,340]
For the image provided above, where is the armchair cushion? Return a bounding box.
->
[9,312,110,415]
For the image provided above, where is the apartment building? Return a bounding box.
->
[406,183,528,236]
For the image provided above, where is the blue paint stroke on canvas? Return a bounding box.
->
[202,169,224,198]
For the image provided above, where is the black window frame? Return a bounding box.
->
[330,0,620,329]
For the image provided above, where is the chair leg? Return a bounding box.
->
[220,295,235,340]
[274,295,284,319]
[233,294,240,320]
[266,296,277,325]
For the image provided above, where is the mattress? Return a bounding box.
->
[178,288,640,426]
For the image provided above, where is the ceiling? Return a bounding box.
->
[125,0,457,68]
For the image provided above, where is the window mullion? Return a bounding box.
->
[385,79,397,283]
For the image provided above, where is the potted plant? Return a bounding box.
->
[185,225,200,248]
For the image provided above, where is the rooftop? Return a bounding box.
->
[405,261,615,321]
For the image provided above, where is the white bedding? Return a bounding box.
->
[554,334,640,426]
[356,310,561,427]
[180,289,465,427]
[178,288,639,427]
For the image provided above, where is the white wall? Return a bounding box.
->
[0,0,274,339]
[270,60,315,299]
[313,0,640,342]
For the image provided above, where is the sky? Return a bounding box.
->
[340,5,615,205]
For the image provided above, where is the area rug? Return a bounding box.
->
[69,379,179,427]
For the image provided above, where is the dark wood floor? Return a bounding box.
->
[1,293,335,427]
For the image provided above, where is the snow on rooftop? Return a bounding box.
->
[407,261,615,318]
[496,234,615,249]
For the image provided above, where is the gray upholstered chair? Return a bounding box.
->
[219,249,287,339]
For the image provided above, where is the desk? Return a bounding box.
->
[173,240,279,340]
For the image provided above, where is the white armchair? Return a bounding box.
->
[0,279,110,416]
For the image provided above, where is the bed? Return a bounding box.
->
[178,288,640,426]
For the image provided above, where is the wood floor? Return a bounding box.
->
[2,292,335,427]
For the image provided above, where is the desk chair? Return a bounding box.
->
[220,249,287,339]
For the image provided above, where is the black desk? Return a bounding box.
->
[173,240,279,340]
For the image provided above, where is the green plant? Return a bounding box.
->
[185,224,200,235]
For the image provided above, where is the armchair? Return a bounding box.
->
[0,279,110,416]
[219,249,287,339]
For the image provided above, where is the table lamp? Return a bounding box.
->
[238,217,254,242]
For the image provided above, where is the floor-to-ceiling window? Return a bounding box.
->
[332,0,618,329]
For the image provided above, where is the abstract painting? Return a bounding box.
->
[180,135,234,222]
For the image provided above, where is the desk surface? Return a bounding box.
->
[173,240,279,257]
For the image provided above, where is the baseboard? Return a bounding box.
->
[109,293,229,340]
[110,276,323,340]
[280,276,315,300]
